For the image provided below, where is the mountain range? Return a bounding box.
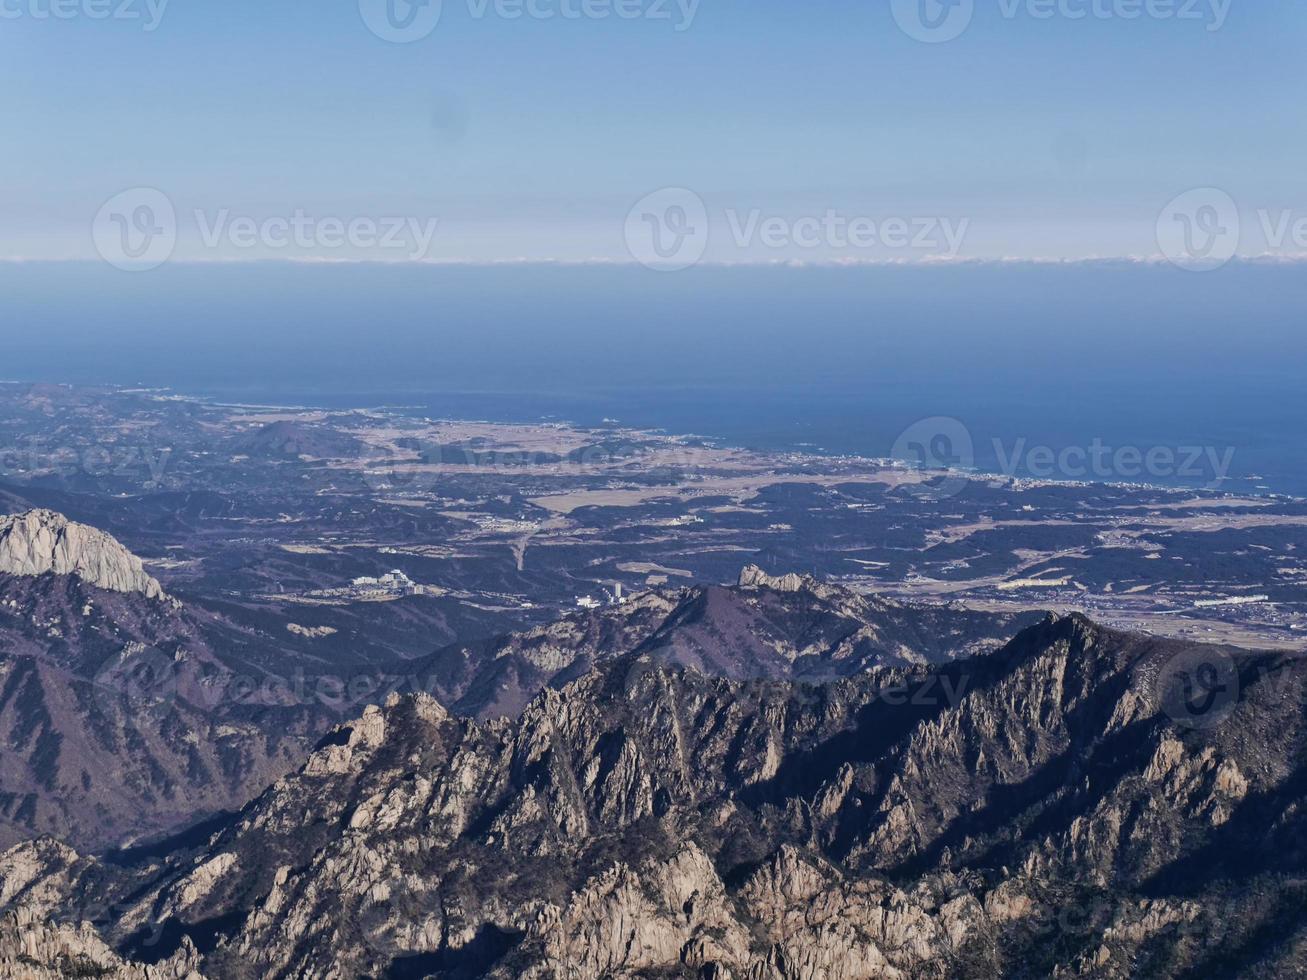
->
[0,515,1301,978]
[0,509,1033,852]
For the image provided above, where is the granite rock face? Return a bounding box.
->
[0,510,166,599]
[2,608,1303,978]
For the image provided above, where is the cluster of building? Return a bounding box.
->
[576,582,627,610]
[351,569,420,597]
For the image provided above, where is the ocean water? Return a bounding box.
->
[3,261,1305,496]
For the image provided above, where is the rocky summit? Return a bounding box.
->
[0,586,1303,978]
[0,510,166,600]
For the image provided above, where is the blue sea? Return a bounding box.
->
[3,261,1305,496]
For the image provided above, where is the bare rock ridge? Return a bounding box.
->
[0,907,205,979]
[0,510,166,600]
[2,605,1303,978]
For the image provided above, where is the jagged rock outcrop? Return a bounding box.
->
[0,907,205,979]
[0,510,166,600]
[0,838,205,977]
[0,838,87,912]
[4,609,1303,978]
[737,563,810,593]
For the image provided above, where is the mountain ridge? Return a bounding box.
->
[420,565,1042,720]
[3,604,1301,978]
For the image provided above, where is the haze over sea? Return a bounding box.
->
[4,261,1305,496]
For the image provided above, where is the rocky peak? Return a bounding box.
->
[737,563,811,593]
[0,510,165,600]
[735,563,862,609]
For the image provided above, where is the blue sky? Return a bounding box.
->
[3,0,1304,263]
